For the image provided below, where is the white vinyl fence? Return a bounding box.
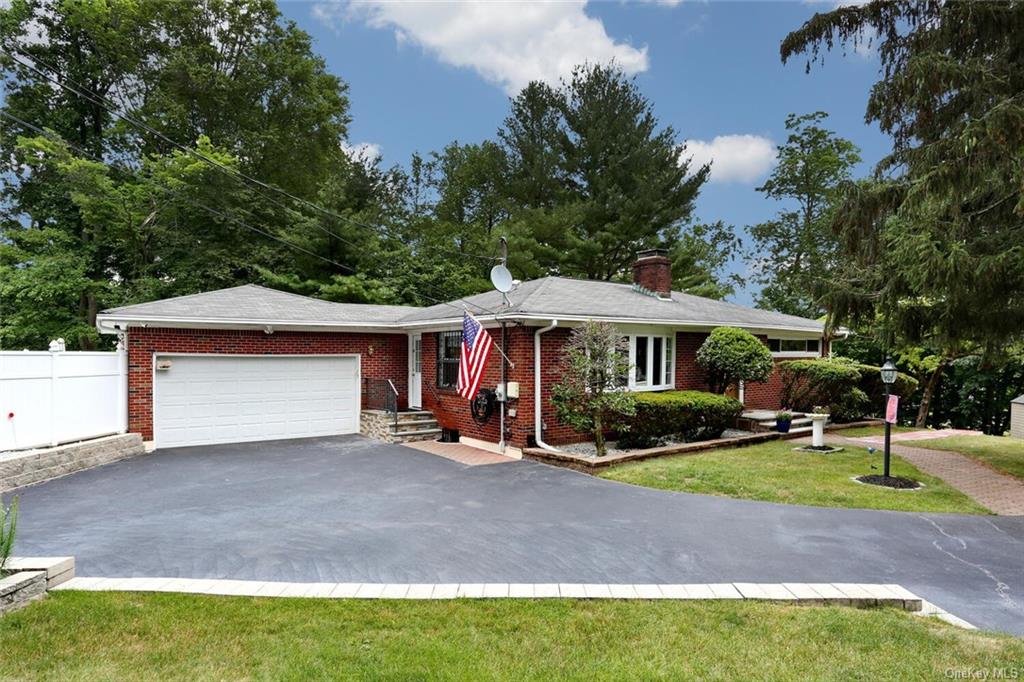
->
[0,350,127,451]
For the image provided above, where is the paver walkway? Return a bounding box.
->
[852,429,982,444]
[403,440,515,466]
[828,435,1024,516]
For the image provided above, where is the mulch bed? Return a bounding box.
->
[855,474,922,490]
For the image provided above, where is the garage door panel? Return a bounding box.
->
[154,355,359,448]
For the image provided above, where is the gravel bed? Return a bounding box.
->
[559,428,756,458]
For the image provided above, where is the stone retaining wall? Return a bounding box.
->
[360,410,392,442]
[0,570,46,615]
[1,434,145,492]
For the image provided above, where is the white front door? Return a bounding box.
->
[409,333,422,408]
[153,354,360,448]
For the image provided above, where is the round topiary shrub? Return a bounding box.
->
[696,327,774,394]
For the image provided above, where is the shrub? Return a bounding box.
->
[696,327,774,393]
[550,321,636,457]
[851,363,919,407]
[617,390,743,448]
[0,496,17,576]
[780,357,919,422]
[780,359,861,413]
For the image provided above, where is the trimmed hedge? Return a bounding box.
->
[617,390,744,448]
[780,358,919,422]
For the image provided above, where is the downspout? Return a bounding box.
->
[499,321,507,453]
[534,320,560,452]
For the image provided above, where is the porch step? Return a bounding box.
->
[390,411,441,443]
[396,411,435,421]
[760,417,813,431]
[392,418,439,428]
[391,428,443,443]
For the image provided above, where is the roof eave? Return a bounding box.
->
[95,314,404,335]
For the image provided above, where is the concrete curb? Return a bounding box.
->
[50,577,972,629]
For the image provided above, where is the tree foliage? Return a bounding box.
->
[696,327,774,394]
[747,112,860,320]
[781,1,1024,352]
[0,3,741,352]
[550,321,636,457]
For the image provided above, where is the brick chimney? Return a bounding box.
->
[632,248,673,298]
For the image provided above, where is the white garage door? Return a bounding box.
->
[154,355,359,448]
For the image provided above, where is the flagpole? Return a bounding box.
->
[464,305,514,368]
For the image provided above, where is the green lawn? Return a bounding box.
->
[911,435,1024,481]
[1,592,1021,680]
[599,440,989,514]
[831,428,1024,481]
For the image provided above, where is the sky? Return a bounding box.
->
[277,1,890,305]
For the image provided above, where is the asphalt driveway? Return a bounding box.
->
[11,435,1024,635]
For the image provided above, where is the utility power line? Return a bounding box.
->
[0,110,499,316]
[0,46,501,265]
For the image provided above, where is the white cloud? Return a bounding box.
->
[341,141,382,164]
[315,1,649,95]
[683,135,777,184]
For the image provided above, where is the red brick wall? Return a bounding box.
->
[420,325,540,448]
[742,358,787,410]
[127,327,407,440]
[673,330,821,411]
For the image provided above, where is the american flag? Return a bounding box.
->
[457,311,494,400]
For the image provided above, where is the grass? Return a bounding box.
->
[830,427,1024,481]
[599,440,989,514]
[911,435,1024,481]
[1,592,1022,680]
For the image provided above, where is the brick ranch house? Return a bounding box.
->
[96,250,826,456]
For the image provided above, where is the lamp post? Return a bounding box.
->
[880,358,898,478]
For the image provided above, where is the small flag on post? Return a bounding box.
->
[885,394,899,424]
[458,311,494,400]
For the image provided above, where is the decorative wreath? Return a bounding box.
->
[470,389,495,425]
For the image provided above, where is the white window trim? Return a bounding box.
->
[626,334,674,392]
[766,337,823,358]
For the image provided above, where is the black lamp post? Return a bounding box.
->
[880,358,898,478]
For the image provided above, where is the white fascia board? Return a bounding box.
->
[95,315,402,335]
[508,314,824,336]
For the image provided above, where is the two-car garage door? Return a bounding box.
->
[154,355,359,448]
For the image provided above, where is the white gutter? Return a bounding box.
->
[534,320,560,452]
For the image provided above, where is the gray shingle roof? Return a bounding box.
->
[101,284,416,325]
[99,278,824,334]
[398,276,823,332]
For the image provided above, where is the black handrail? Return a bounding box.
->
[363,377,399,427]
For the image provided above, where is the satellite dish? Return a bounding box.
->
[490,264,514,293]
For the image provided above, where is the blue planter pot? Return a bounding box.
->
[776,419,792,433]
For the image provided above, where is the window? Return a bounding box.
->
[766,338,821,355]
[635,336,649,385]
[627,334,674,390]
[436,331,461,388]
